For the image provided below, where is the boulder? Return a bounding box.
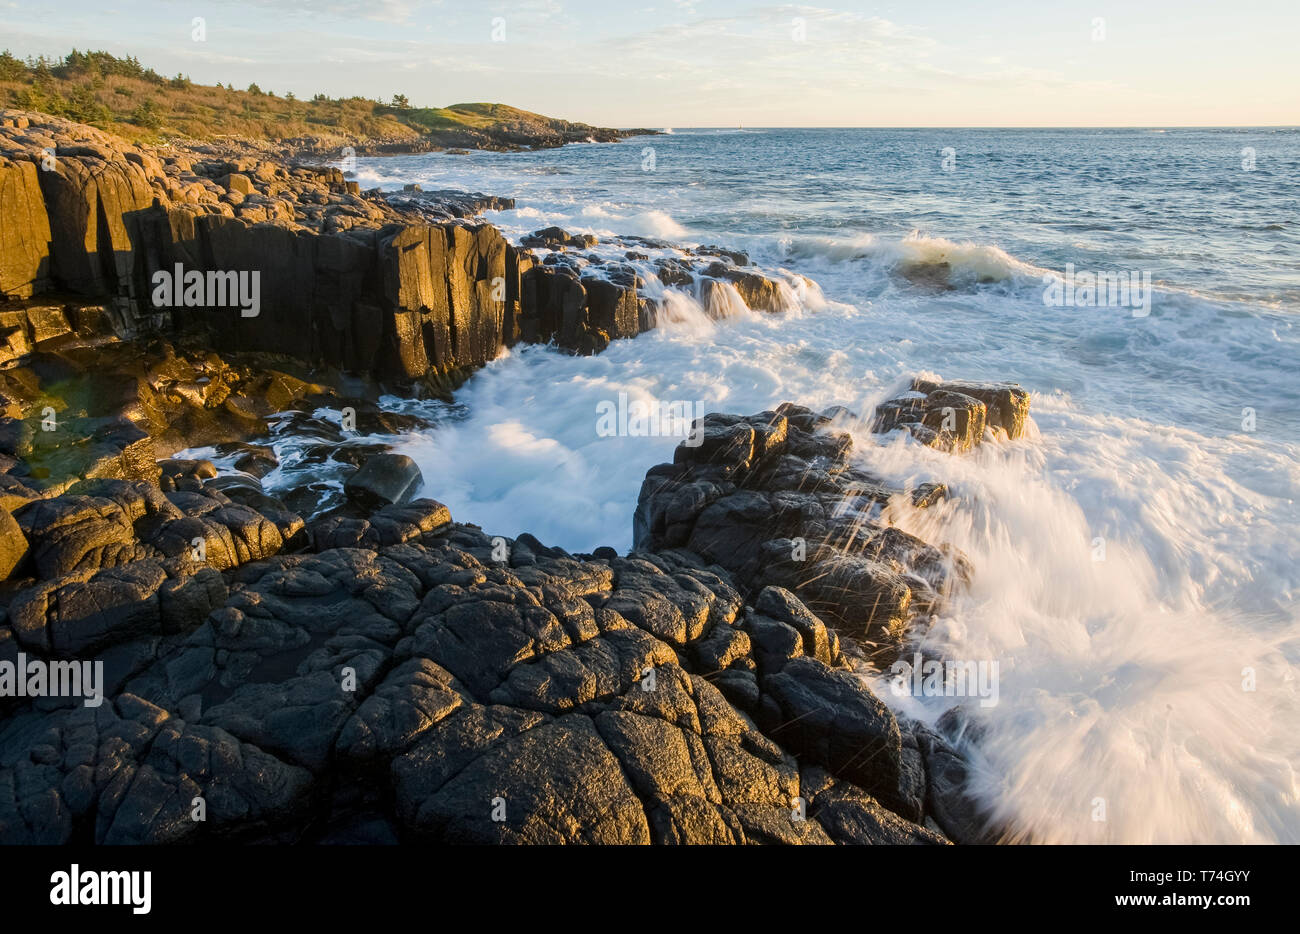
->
[344,453,424,508]
[222,173,254,195]
[310,498,450,550]
[721,268,793,313]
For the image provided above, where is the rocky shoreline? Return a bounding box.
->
[1,108,1032,844]
[341,122,659,156]
[2,111,803,389]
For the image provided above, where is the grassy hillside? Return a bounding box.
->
[0,49,633,149]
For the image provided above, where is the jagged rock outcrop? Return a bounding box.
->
[633,386,1031,657]
[0,113,527,388]
[1,112,799,394]
[378,222,516,378]
[519,263,641,354]
[634,403,974,659]
[873,378,1031,451]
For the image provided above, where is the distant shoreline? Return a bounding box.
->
[0,48,660,156]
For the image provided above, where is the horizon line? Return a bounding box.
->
[620,124,1299,131]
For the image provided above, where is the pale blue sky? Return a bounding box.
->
[2,0,1296,126]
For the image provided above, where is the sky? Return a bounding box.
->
[1,0,1297,127]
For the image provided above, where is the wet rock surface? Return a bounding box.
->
[634,403,987,661]
[343,453,423,509]
[0,333,434,513]
[872,378,1032,452]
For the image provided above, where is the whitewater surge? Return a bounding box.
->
[337,130,1300,843]
[371,288,1298,844]
[855,410,1300,844]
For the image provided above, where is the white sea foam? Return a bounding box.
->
[757,230,1044,285]
[308,136,1300,843]
[378,294,1299,844]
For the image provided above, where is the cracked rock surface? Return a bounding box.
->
[1,466,983,843]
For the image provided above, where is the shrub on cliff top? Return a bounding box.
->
[131,99,163,129]
[1,47,614,147]
[0,50,23,82]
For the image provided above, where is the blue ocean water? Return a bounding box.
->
[367,126,1300,299]
[338,129,1300,843]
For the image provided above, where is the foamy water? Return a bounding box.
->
[325,130,1300,843]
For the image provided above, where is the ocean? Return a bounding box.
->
[270,128,1298,843]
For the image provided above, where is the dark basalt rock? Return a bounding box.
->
[520,226,598,250]
[386,190,517,221]
[873,378,1031,450]
[634,402,986,658]
[157,458,218,493]
[913,378,1031,440]
[695,245,750,266]
[799,764,938,845]
[344,453,424,509]
[908,715,994,844]
[14,491,155,580]
[760,657,906,816]
[755,585,842,666]
[0,466,970,844]
[1,113,811,401]
[6,559,226,657]
[218,443,278,478]
[309,498,450,550]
